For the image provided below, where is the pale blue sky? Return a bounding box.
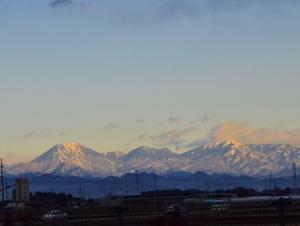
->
[1,0,300,163]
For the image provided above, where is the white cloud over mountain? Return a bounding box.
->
[209,122,300,146]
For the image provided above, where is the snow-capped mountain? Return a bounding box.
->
[7,143,117,177]
[102,151,125,161]
[183,140,300,176]
[121,146,188,174]
[6,141,300,177]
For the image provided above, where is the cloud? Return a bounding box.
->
[191,112,223,124]
[49,0,72,8]
[126,121,300,151]
[157,0,300,21]
[208,122,300,145]
[24,131,36,138]
[126,127,199,149]
[180,138,207,150]
[134,134,148,141]
[159,0,200,19]
[135,118,145,124]
[201,113,216,123]
[125,133,148,148]
[169,117,181,123]
[24,130,49,139]
[128,133,148,143]
[58,132,67,137]
[49,0,89,11]
[151,127,198,148]
[10,0,297,28]
[104,123,118,131]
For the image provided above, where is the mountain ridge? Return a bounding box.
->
[6,141,300,177]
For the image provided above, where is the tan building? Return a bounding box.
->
[14,178,30,203]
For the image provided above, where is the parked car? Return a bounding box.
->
[41,210,68,222]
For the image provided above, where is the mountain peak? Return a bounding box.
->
[218,140,242,148]
[31,143,100,164]
[204,140,242,149]
[57,142,82,150]
[137,145,156,150]
[7,142,300,177]
[14,143,118,177]
[123,146,176,161]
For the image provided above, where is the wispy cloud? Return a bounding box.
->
[58,132,67,137]
[24,130,49,139]
[159,0,200,19]
[128,133,147,143]
[125,133,148,148]
[126,126,199,150]
[135,118,145,124]
[180,138,207,150]
[49,0,72,8]
[169,117,181,123]
[104,123,118,131]
[9,0,298,27]
[151,127,198,148]
[49,0,89,11]
[201,113,216,123]
[191,112,223,124]
[208,122,300,146]
[24,131,36,138]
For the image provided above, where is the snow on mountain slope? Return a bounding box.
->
[6,141,300,177]
[121,146,189,174]
[182,140,300,176]
[123,146,179,161]
[101,151,125,161]
[7,143,117,177]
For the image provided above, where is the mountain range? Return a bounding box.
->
[6,141,300,177]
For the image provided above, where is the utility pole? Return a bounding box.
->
[153,174,157,210]
[293,162,298,192]
[125,178,129,196]
[219,183,223,191]
[5,181,8,201]
[206,181,210,192]
[79,187,82,199]
[269,172,272,191]
[1,158,4,203]
[135,170,140,195]
[273,178,277,191]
